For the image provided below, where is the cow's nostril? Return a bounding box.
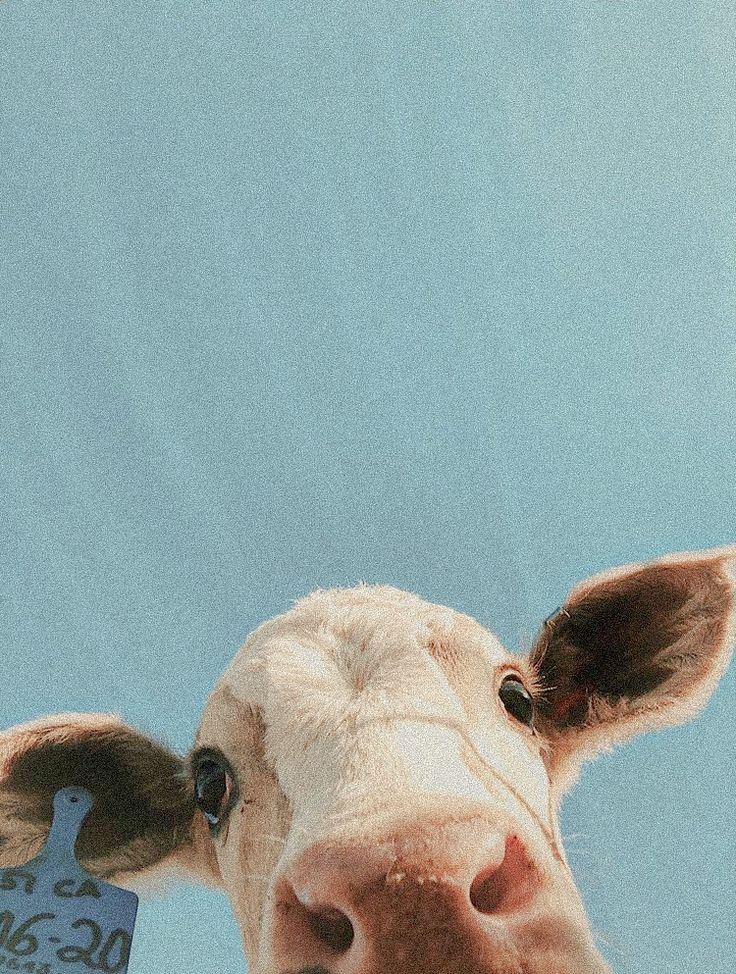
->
[469,835,538,915]
[306,907,354,952]
[469,859,508,913]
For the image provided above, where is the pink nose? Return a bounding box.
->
[272,819,543,974]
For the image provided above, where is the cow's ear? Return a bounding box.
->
[0,713,220,885]
[529,548,735,783]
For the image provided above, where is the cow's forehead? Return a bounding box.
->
[215,584,516,711]
[197,586,537,775]
[267,583,507,661]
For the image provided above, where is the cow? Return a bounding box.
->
[1,547,733,973]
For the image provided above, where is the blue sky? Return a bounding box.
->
[1,2,734,972]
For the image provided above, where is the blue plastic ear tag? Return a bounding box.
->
[0,788,138,974]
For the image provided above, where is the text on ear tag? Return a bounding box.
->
[0,787,138,974]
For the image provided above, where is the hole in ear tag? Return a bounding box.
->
[0,787,138,974]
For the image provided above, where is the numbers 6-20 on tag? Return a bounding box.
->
[0,789,138,974]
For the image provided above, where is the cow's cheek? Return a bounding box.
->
[213,810,279,967]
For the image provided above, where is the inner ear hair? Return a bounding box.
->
[531,555,735,731]
[0,716,196,876]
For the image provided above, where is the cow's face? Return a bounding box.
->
[0,548,733,974]
[191,547,734,974]
[194,586,608,974]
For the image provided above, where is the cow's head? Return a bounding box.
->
[2,548,734,973]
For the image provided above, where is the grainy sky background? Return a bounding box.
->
[1,2,734,972]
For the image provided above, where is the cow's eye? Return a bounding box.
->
[194,756,235,829]
[499,677,535,729]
